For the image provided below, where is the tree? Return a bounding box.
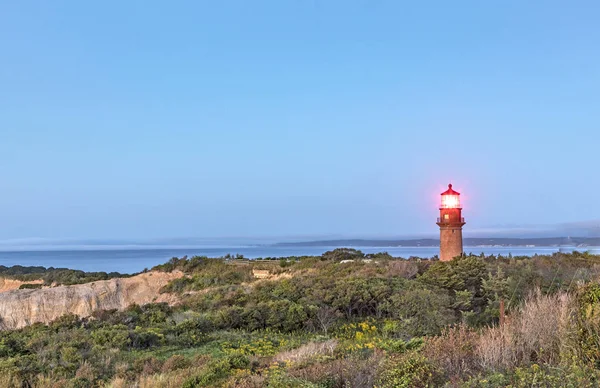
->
[322,248,365,261]
[418,255,488,319]
[313,305,340,334]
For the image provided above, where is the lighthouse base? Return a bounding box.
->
[439,226,464,261]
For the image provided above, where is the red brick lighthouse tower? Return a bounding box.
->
[436,184,466,261]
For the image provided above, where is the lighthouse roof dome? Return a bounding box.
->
[441,184,460,196]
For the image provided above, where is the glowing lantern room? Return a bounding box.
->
[440,184,461,209]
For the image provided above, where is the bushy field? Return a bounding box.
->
[1,250,600,387]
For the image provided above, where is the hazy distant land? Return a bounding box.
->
[274,237,600,247]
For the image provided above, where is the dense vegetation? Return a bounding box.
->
[1,249,600,386]
[0,265,128,286]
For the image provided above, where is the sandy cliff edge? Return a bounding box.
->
[0,271,184,330]
[0,277,44,293]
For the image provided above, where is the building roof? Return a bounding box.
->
[441,184,460,196]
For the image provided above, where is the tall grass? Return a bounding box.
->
[478,290,575,370]
[424,289,580,380]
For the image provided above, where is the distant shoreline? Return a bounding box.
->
[0,237,599,253]
[273,237,600,248]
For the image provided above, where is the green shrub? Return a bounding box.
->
[376,353,444,388]
[182,358,232,387]
[18,283,42,290]
[68,377,93,388]
[129,327,164,349]
[90,325,131,349]
[576,283,600,366]
[227,354,250,369]
[463,363,600,387]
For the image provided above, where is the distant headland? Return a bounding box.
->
[273,237,600,248]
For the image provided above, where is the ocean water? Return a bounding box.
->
[0,246,583,274]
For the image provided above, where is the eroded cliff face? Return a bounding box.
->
[0,271,183,330]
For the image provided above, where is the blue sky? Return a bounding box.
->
[0,1,599,241]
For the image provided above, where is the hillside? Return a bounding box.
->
[0,250,600,387]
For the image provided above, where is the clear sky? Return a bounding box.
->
[1,1,599,241]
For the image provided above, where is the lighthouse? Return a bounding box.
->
[436,184,466,261]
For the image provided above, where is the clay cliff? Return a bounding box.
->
[0,271,183,330]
